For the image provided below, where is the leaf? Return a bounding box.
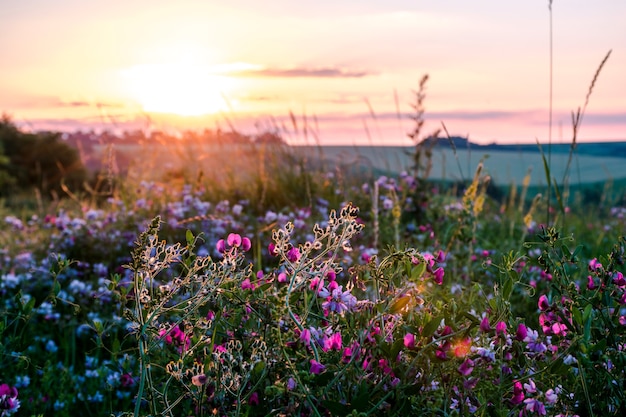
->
[321,400,352,416]
[186,229,194,246]
[53,280,61,297]
[572,306,582,328]
[422,316,443,339]
[389,295,411,314]
[502,278,514,300]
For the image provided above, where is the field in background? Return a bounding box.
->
[94,141,626,188]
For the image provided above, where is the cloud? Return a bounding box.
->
[229,66,372,78]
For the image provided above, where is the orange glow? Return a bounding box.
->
[123,64,234,116]
[453,337,472,358]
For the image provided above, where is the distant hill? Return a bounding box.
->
[423,136,626,158]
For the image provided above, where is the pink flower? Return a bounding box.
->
[227,233,242,248]
[613,272,626,287]
[589,258,603,271]
[404,333,416,349]
[324,332,342,351]
[587,275,596,290]
[268,243,278,256]
[620,316,626,326]
[511,380,525,405]
[191,374,207,387]
[309,359,326,374]
[515,323,528,341]
[495,321,507,337]
[241,278,255,290]
[241,237,252,252]
[277,272,288,283]
[538,294,550,311]
[216,239,226,253]
[433,267,444,285]
[287,247,301,263]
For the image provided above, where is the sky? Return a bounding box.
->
[1,0,625,145]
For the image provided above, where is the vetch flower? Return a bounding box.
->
[287,247,301,263]
[515,323,528,341]
[480,316,491,332]
[457,358,475,376]
[319,285,357,315]
[191,374,207,387]
[538,294,550,311]
[309,359,326,374]
[404,333,416,349]
[511,380,525,405]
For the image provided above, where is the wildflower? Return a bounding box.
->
[319,285,357,315]
[0,384,20,416]
[457,358,475,376]
[287,247,301,263]
[248,392,259,406]
[300,329,311,345]
[495,321,507,337]
[324,332,342,351]
[216,239,227,253]
[523,379,537,394]
[480,316,491,332]
[309,360,326,374]
[433,267,444,285]
[620,316,626,326]
[287,378,297,391]
[241,278,255,290]
[191,374,207,387]
[277,272,288,283]
[511,380,525,405]
[120,373,135,388]
[523,398,546,415]
[545,388,558,404]
[404,333,416,349]
[268,243,278,256]
[589,258,603,271]
[587,275,596,290]
[538,294,550,311]
[613,272,626,287]
[515,323,528,341]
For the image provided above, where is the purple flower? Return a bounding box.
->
[248,391,259,406]
[587,275,597,290]
[287,377,297,391]
[309,359,326,374]
[523,398,546,415]
[457,358,475,376]
[480,316,491,332]
[0,384,20,415]
[613,272,626,287]
[216,239,226,253]
[319,285,357,315]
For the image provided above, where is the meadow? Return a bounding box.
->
[1,113,626,417]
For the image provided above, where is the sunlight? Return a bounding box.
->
[124,63,233,116]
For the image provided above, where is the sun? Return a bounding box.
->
[124,63,232,116]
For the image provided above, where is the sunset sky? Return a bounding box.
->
[1,0,625,145]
